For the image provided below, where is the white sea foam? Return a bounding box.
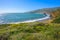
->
[10,14,50,24]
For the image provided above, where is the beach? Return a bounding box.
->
[10,14,50,24]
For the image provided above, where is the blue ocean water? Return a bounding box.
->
[0,13,46,24]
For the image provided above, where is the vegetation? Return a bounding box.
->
[52,16,60,23]
[0,22,60,40]
[0,7,60,40]
[52,9,60,23]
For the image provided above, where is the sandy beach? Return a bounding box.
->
[9,14,50,24]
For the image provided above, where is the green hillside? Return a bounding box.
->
[0,22,60,40]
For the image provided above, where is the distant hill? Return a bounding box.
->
[27,7,60,13]
[27,7,60,18]
[26,7,60,23]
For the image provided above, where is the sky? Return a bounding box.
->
[0,0,60,13]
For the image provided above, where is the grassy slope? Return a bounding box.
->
[0,22,60,40]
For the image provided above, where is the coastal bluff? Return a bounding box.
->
[26,7,60,23]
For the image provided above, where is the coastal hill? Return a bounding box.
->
[26,7,60,23]
[27,7,60,18]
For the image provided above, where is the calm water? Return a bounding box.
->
[0,13,46,24]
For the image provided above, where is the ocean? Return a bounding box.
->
[0,13,47,24]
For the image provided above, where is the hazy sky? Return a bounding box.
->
[0,0,60,13]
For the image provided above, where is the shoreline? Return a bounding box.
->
[9,14,50,24]
[0,13,50,24]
